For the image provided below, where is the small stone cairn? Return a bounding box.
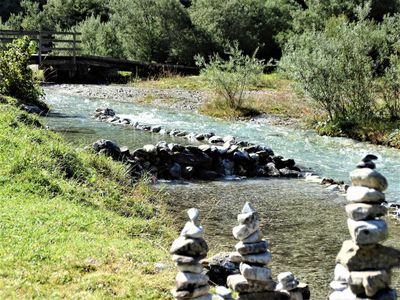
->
[276,272,303,300]
[227,202,286,299]
[329,155,400,300]
[170,208,212,300]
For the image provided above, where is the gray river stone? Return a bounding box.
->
[188,207,200,225]
[209,136,224,144]
[172,285,209,299]
[349,270,391,297]
[175,272,209,290]
[237,291,290,300]
[336,240,400,271]
[277,272,295,284]
[332,263,350,283]
[345,203,387,221]
[143,144,157,154]
[240,263,272,282]
[230,251,275,265]
[227,274,276,293]
[150,125,161,133]
[176,262,204,274]
[242,229,263,244]
[169,162,182,179]
[215,286,233,299]
[350,168,388,191]
[235,240,269,255]
[233,221,260,240]
[347,219,388,245]
[172,254,202,265]
[346,186,385,204]
[180,221,204,239]
[170,237,208,257]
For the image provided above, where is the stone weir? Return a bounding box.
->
[92,108,301,180]
[92,139,301,181]
[329,155,400,300]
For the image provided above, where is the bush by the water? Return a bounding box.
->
[196,43,264,110]
[0,37,46,109]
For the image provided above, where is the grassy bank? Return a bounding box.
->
[0,100,174,299]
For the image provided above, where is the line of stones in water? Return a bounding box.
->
[92,108,302,180]
[169,158,399,300]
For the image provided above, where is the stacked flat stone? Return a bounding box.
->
[170,208,212,300]
[276,272,303,300]
[227,202,283,299]
[329,155,400,300]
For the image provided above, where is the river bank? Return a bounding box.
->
[0,99,175,298]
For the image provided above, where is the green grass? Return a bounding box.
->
[0,102,175,299]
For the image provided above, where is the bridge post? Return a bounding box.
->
[72,32,77,66]
[37,31,42,65]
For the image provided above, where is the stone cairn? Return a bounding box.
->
[227,202,286,300]
[170,208,212,300]
[329,154,400,300]
[276,272,303,300]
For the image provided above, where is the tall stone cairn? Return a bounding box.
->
[170,208,212,300]
[227,202,288,300]
[329,155,400,300]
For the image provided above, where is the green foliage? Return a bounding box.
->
[75,15,123,58]
[0,37,45,109]
[196,43,264,109]
[380,54,400,120]
[280,16,382,123]
[190,0,299,60]
[109,0,209,64]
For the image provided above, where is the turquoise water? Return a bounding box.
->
[43,87,400,202]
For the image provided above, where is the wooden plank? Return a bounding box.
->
[41,39,82,43]
[42,47,82,52]
[0,30,38,35]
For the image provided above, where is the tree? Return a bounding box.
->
[190,0,299,61]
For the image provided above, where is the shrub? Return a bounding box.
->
[280,16,380,123]
[380,54,400,121]
[0,37,45,109]
[195,43,264,109]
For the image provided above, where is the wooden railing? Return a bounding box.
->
[0,30,81,64]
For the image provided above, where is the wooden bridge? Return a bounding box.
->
[0,30,198,82]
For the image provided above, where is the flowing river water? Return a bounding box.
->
[43,86,400,299]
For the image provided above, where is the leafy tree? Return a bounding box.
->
[190,0,299,60]
[75,15,123,58]
[195,43,264,109]
[110,0,209,64]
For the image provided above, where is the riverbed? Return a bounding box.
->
[42,85,400,299]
